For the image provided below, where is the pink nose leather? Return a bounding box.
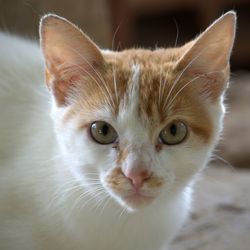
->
[124,169,152,190]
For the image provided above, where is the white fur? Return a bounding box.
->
[0,33,225,250]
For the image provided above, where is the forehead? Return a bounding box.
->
[74,48,195,121]
[101,49,189,122]
[70,48,212,142]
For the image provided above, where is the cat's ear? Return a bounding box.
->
[176,11,236,100]
[40,14,104,106]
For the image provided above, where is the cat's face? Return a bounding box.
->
[40,13,236,211]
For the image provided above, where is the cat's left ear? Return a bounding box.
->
[176,11,236,100]
[40,14,104,106]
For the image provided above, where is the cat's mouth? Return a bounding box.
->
[122,192,156,208]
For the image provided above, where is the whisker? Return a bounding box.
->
[99,196,111,216]
[93,195,108,213]
[211,153,235,171]
[48,183,82,209]
[163,48,206,109]
[68,46,107,86]
[79,189,106,210]
[69,187,104,213]
[165,70,220,111]
[158,66,164,107]
[112,20,123,52]
[112,61,119,106]
[118,206,127,219]
[173,17,179,48]
[58,61,113,109]
[56,44,116,110]
[83,172,99,175]
[38,153,62,165]
[67,46,117,109]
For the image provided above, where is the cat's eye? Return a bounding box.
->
[90,121,118,145]
[159,121,187,145]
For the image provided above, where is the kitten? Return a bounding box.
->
[0,11,236,250]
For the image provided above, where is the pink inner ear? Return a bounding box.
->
[46,63,83,106]
[185,69,228,102]
[200,71,228,101]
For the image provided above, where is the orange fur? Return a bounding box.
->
[64,48,215,144]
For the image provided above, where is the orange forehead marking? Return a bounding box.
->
[61,48,215,143]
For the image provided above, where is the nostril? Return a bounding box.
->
[129,177,143,190]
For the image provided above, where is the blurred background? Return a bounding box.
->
[0,0,249,249]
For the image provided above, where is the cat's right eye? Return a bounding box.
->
[90,121,118,145]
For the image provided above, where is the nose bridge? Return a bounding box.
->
[121,145,153,190]
[122,144,152,173]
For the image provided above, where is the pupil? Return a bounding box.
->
[170,124,177,136]
[101,124,109,136]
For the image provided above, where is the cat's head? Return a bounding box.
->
[40,12,236,211]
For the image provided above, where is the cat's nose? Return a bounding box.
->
[124,169,152,190]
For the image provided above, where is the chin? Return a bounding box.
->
[110,191,158,212]
[123,193,156,210]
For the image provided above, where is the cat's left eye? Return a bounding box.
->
[159,121,187,145]
[90,121,118,145]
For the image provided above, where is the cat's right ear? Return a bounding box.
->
[40,14,104,106]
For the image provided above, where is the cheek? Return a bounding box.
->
[162,145,212,186]
[58,126,118,177]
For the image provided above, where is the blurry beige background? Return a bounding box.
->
[0,1,250,249]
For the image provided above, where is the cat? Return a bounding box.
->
[0,11,236,250]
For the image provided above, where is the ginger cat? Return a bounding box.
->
[0,11,236,250]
